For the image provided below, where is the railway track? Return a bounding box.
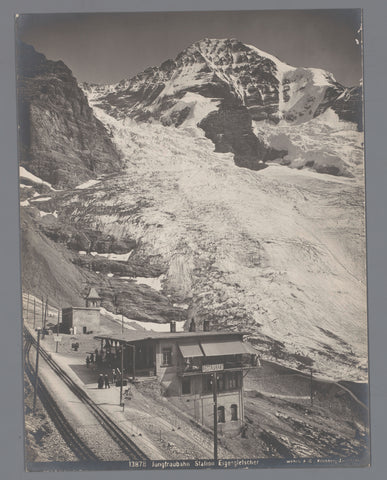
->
[24,326,149,461]
[24,338,100,461]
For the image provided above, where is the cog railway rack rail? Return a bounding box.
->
[23,326,149,462]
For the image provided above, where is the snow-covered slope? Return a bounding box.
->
[55,98,367,381]
[254,108,364,177]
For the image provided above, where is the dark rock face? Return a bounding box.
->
[199,101,268,170]
[17,42,122,188]
[40,221,136,254]
[331,86,363,131]
[314,85,363,131]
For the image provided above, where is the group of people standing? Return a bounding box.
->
[97,368,121,389]
[86,349,104,368]
[98,374,110,389]
[85,352,122,389]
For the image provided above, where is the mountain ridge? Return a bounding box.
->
[82,37,361,126]
[82,38,362,172]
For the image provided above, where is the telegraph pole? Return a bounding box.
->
[41,296,44,328]
[42,298,48,339]
[33,298,36,329]
[120,344,124,407]
[55,306,60,353]
[33,328,41,414]
[213,372,218,462]
[310,368,313,407]
[132,345,136,382]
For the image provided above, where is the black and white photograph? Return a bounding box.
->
[16,9,369,471]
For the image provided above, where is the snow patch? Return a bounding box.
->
[172,302,190,310]
[133,275,165,292]
[100,308,136,330]
[129,318,185,332]
[30,197,51,202]
[39,210,58,218]
[19,167,56,190]
[75,179,101,190]
[100,307,185,332]
[161,92,220,126]
[20,199,30,207]
[114,275,165,292]
[96,251,133,262]
[309,68,336,87]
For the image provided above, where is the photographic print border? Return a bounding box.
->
[1,1,386,480]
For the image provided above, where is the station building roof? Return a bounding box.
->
[94,330,248,344]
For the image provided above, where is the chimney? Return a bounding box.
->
[203,320,210,332]
[170,321,176,333]
[189,318,196,332]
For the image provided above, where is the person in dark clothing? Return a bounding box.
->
[98,374,104,389]
[112,369,117,384]
[104,374,110,389]
[86,355,90,368]
[90,353,94,364]
[241,423,248,438]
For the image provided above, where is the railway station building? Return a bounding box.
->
[95,321,259,434]
[62,288,101,334]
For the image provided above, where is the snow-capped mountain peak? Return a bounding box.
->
[83,37,358,126]
[81,38,361,175]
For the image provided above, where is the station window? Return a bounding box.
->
[162,348,172,366]
[217,406,225,423]
[227,372,238,390]
[231,404,238,421]
[182,377,191,395]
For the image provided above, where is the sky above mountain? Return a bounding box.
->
[17,10,362,87]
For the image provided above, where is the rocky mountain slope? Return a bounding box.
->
[83,38,362,172]
[17,42,122,188]
[19,40,367,381]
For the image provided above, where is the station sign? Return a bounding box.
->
[53,336,62,342]
[202,363,224,373]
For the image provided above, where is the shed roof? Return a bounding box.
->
[200,339,252,357]
[178,342,204,358]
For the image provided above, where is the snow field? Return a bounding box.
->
[81,82,367,381]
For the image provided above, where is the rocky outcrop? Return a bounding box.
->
[40,222,136,254]
[330,86,363,131]
[17,42,122,188]
[198,100,268,170]
[314,85,363,131]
